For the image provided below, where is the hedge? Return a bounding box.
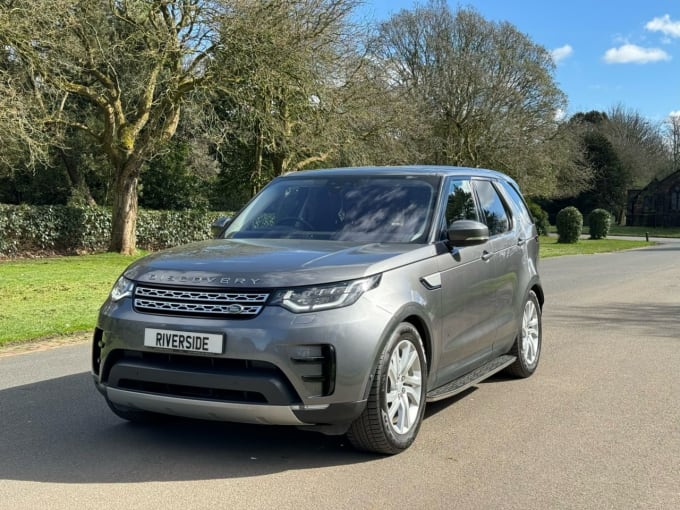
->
[527,200,550,236]
[0,204,232,257]
[588,208,612,240]
[556,206,583,244]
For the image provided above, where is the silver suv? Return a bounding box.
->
[93,166,543,454]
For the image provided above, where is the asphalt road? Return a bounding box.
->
[1,241,679,510]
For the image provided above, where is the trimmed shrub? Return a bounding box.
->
[588,209,612,240]
[556,206,583,244]
[527,200,550,236]
[0,204,232,257]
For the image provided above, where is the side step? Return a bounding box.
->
[426,354,516,403]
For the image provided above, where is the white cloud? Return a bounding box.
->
[670,110,680,118]
[645,14,680,38]
[554,108,566,121]
[603,44,670,64]
[551,45,573,64]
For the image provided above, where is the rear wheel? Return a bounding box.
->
[507,290,542,378]
[347,323,427,454]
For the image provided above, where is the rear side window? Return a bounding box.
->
[498,180,533,227]
[474,180,510,236]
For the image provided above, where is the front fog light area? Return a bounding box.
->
[110,276,134,302]
[271,275,380,313]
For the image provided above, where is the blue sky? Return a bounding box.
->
[360,0,680,122]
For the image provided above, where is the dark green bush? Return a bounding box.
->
[139,141,212,211]
[588,209,612,240]
[0,204,231,257]
[556,206,583,244]
[527,200,550,236]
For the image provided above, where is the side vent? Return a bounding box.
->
[92,328,103,376]
[290,345,336,397]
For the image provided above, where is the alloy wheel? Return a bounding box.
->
[385,339,423,435]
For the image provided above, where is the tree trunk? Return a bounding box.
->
[108,161,140,254]
[251,126,264,197]
[59,149,97,206]
[271,151,290,176]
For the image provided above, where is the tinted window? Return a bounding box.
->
[224,176,438,243]
[474,180,509,236]
[443,179,479,226]
[499,180,533,227]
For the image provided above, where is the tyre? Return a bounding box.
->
[347,322,427,454]
[105,397,164,424]
[506,290,542,378]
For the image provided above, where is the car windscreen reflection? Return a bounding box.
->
[226,177,438,243]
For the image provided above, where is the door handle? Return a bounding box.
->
[517,237,526,246]
[481,250,493,261]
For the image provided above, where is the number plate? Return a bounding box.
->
[144,328,224,354]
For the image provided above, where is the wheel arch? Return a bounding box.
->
[402,314,432,376]
[360,305,434,401]
[531,281,545,309]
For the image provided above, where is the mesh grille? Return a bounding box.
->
[134,285,269,318]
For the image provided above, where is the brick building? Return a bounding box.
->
[626,170,680,227]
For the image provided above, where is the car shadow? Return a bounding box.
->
[424,387,478,418]
[0,372,380,484]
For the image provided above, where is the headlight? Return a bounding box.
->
[270,275,380,313]
[110,276,134,302]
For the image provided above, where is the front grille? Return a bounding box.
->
[116,379,268,403]
[134,284,269,319]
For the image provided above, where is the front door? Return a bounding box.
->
[435,178,498,385]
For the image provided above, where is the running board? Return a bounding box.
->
[426,354,517,403]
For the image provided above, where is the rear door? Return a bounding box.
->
[493,178,541,351]
[473,179,521,349]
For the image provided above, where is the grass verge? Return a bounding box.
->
[539,236,652,258]
[0,252,145,347]
[549,225,680,238]
[607,226,680,238]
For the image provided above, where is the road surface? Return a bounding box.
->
[1,241,679,509]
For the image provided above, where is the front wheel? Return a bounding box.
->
[347,323,427,454]
[506,290,542,378]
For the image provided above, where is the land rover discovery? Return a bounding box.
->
[92,166,543,454]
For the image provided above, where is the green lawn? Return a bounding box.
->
[607,225,680,238]
[0,236,659,346]
[0,252,145,346]
[549,225,680,238]
[539,236,652,258]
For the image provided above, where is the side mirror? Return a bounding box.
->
[447,220,489,246]
[211,216,232,238]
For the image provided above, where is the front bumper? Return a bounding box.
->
[93,294,392,427]
[99,385,366,428]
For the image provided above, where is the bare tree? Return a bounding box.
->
[371,0,589,197]
[214,0,364,191]
[604,104,672,186]
[0,65,50,170]
[664,114,680,174]
[0,0,234,253]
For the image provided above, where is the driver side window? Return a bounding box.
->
[444,179,479,225]
[440,179,479,239]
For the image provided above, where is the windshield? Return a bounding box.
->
[224,175,440,243]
